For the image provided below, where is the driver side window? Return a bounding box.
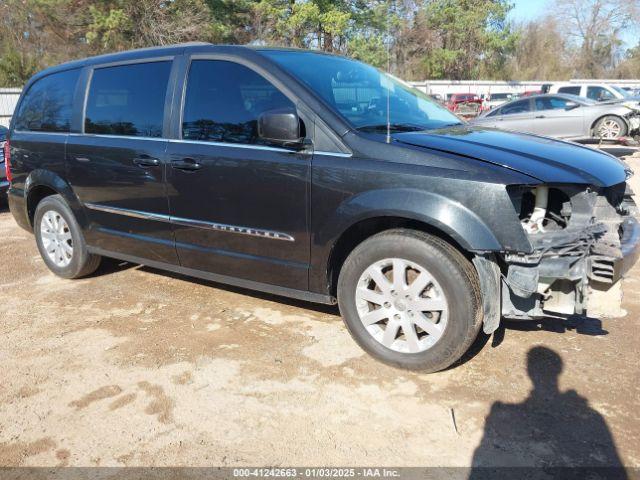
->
[587,86,615,102]
[182,60,295,145]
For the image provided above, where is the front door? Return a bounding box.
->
[532,96,584,138]
[67,60,178,263]
[166,59,310,289]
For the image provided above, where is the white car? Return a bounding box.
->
[547,83,640,107]
[482,92,515,110]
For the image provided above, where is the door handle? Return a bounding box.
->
[133,156,160,167]
[535,115,546,119]
[171,158,202,171]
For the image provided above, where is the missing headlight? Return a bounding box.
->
[508,185,571,234]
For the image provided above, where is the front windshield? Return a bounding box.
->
[260,50,462,132]
[611,85,630,98]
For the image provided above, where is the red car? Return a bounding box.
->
[446,93,483,116]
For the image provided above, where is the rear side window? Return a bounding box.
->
[182,60,295,145]
[14,69,79,132]
[500,99,531,115]
[558,86,581,96]
[85,61,171,138]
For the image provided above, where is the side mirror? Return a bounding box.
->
[565,102,580,110]
[257,108,304,148]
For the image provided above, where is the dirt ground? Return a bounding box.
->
[0,158,639,471]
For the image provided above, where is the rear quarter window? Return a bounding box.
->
[14,69,80,132]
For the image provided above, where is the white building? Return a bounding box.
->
[408,79,640,99]
[0,88,21,128]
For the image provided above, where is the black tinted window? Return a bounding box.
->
[558,86,581,95]
[15,69,79,132]
[182,60,295,145]
[535,97,573,110]
[500,100,531,115]
[85,61,171,138]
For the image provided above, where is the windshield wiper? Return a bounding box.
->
[429,122,464,129]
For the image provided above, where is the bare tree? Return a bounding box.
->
[507,17,573,80]
[127,0,213,48]
[557,0,640,77]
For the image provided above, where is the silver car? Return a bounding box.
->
[471,93,640,140]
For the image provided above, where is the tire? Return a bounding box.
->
[34,194,101,279]
[594,116,628,139]
[337,229,482,372]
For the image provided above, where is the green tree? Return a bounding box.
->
[414,0,517,79]
[251,0,353,51]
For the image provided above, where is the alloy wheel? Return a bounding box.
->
[40,210,73,268]
[598,119,622,139]
[355,258,448,353]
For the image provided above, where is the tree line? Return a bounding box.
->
[0,0,639,87]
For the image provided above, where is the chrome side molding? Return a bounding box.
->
[84,203,295,242]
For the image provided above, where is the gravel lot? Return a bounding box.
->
[0,156,639,470]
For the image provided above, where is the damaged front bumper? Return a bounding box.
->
[499,181,640,321]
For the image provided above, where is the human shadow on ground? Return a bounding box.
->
[469,346,627,480]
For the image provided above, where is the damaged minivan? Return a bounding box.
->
[6,44,640,372]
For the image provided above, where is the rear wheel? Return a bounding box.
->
[594,116,627,139]
[34,194,101,279]
[337,229,482,372]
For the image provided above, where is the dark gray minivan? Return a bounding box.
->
[6,43,640,371]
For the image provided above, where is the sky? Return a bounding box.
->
[509,0,639,49]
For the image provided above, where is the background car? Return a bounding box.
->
[471,93,640,140]
[445,93,483,117]
[482,92,514,110]
[622,87,640,97]
[548,82,640,105]
[0,125,8,201]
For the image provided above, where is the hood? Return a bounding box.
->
[394,126,628,187]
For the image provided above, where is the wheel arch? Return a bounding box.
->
[316,188,502,296]
[326,216,474,297]
[590,114,628,137]
[25,169,87,229]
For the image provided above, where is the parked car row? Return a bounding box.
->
[471,93,640,140]
[429,82,640,127]
[427,82,640,140]
[543,82,640,106]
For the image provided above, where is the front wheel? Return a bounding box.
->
[34,194,101,279]
[337,229,482,372]
[594,116,627,139]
